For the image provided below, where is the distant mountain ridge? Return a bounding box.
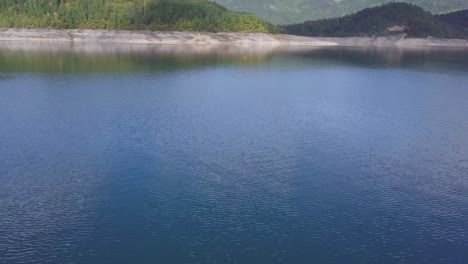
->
[284,3,468,39]
[436,10,468,30]
[215,0,468,24]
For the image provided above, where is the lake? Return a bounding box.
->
[1,44,467,264]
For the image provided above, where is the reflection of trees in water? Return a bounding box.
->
[0,43,278,74]
[283,47,468,70]
[377,49,405,65]
[0,43,467,74]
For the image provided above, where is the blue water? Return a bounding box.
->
[1,47,468,263]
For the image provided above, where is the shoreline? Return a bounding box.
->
[1,29,468,48]
[0,28,336,47]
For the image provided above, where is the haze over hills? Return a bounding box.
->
[215,0,468,24]
[284,3,468,39]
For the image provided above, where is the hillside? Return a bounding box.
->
[215,0,468,24]
[0,0,276,33]
[283,3,467,39]
[436,10,468,30]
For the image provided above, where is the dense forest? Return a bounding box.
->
[436,10,468,30]
[283,3,468,39]
[0,0,276,32]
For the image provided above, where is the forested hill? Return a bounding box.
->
[0,0,276,32]
[284,3,467,39]
[436,10,468,30]
[215,0,468,24]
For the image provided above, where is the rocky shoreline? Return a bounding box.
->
[0,29,468,48]
[0,29,336,46]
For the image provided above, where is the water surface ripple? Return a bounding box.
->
[0,47,467,264]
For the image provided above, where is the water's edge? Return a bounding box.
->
[1,28,468,48]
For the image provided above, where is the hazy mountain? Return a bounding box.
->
[214,0,468,24]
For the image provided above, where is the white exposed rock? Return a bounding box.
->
[0,28,336,46]
[0,29,467,48]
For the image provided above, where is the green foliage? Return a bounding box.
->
[0,0,276,32]
[216,0,468,24]
[283,3,468,39]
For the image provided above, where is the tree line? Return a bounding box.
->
[0,0,277,32]
[283,3,468,39]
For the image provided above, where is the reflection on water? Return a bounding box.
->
[288,47,468,70]
[0,43,468,264]
[0,42,275,74]
[0,42,467,74]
